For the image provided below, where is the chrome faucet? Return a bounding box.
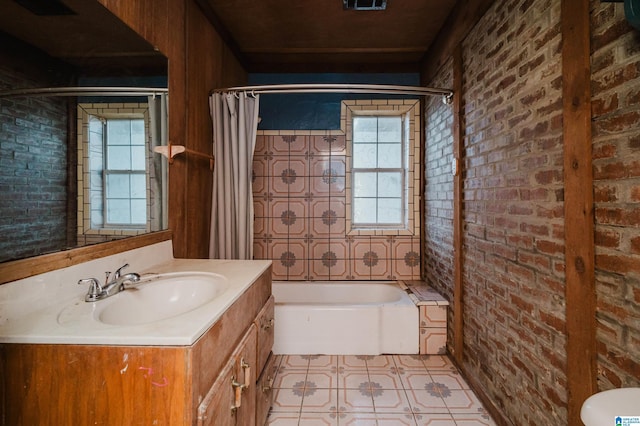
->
[78,263,140,302]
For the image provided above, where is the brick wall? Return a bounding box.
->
[591,2,640,390]
[423,58,455,349]
[0,45,71,263]
[424,0,567,423]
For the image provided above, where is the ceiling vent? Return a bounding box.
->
[343,0,387,11]
[14,0,76,16]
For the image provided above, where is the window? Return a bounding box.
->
[351,114,407,228]
[103,118,147,226]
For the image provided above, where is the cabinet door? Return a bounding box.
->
[256,352,276,426]
[234,324,257,426]
[255,295,275,374]
[197,325,257,426]
[197,355,236,426]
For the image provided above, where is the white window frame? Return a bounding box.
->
[343,99,420,237]
[102,117,148,228]
[350,112,407,229]
[77,103,152,238]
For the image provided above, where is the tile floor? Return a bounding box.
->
[266,354,497,426]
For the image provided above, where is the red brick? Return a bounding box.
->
[595,229,621,248]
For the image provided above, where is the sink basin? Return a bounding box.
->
[581,388,640,426]
[96,272,228,326]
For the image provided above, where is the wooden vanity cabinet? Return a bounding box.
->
[197,325,257,426]
[0,267,273,426]
[254,295,275,426]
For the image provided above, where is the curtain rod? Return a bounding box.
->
[212,83,454,103]
[0,86,168,98]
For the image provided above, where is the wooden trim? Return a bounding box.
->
[191,0,248,69]
[561,0,597,423]
[452,44,465,364]
[420,0,494,83]
[0,230,172,285]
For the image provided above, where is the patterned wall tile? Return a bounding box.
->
[311,135,346,155]
[255,129,420,281]
[272,134,308,155]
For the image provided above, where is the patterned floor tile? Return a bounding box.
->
[400,370,435,391]
[367,371,405,390]
[281,355,312,370]
[308,355,339,370]
[267,354,495,426]
[376,412,417,425]
[274,371,309,389]
[421,355,456,371]
[307,370,339,389]
[337,412,378,425]
[297,412,339,425]
[404,389,449,414]
[451,413,497,425]
[412,412,457,425]
[266,412,301,425]
[365,355,395,370]
[338,371,370,390]
[428,372,470,391]
[442,390,484,414]
[337,388,375,413]
[371,388,412,413]
[272,387,304,413]
[338,355,369,370]
[393,355,428,370]
[302,388,338,413]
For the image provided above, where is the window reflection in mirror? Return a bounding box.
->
[0,0,168,264]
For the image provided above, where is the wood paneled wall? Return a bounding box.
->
[98,0,247,259]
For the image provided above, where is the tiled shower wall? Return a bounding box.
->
[252,100,421,281]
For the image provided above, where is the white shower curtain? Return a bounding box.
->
[209,91,260,259]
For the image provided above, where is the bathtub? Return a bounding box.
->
[272,281,419,355]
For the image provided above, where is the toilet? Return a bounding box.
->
[581,388,640,426]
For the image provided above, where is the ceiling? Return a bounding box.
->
[0,0,166,75]
[199,0,457,73]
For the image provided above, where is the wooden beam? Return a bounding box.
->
[452,44,465,364]
[191,0,249,70]
[561,0,597,423]
[0,231,172,285]
[421,0,495,83]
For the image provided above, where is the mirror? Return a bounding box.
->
[0,0,168,264]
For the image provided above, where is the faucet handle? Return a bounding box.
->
[78,278,102,302]
[113,263,130,280]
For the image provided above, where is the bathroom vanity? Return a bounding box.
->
[0,243,274,425]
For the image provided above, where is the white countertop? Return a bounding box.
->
[0,244,271,346]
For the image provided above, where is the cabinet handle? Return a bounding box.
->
[262,377,274,393]
[262,318,275,330]
[231,376,245,411]
[241,358,251,389]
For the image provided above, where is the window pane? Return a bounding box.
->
[130,120,145,145]
[130,174,146,198]
[377,144,401,168]
[131,145,146,170]
[130,199,147,224]
[107,120,131,145]
[353,117,377,143]
[378,172,401,197]
[107,146,131,170]
[352,144,377,168]
[377,198,402,223]
[378,117,402,142]
[353,198,377,223]
[353,172,377,197]
[106,174,130,198]
[107,199,131,223]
